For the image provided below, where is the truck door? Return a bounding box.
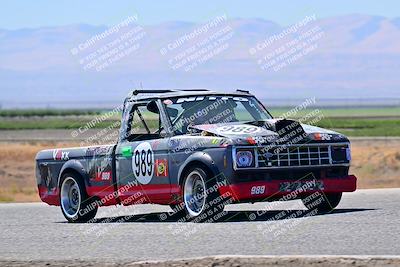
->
[115,99,173,205]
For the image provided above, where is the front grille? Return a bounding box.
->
[256,143,349,168]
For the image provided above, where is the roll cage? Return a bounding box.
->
[119,89,272,141]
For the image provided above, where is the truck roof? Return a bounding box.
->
[126,89,253,102]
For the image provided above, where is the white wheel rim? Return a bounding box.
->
[60,177,81,219]
[184,170,207,217]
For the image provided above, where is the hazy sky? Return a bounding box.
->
[1,0,400,29]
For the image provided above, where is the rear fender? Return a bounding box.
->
[58,160,89,188]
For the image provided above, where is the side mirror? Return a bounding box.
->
[147,100,159,114]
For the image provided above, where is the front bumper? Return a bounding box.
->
[218,175,357,202]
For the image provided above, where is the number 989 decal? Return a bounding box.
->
[251,185,265,195]
[132,142,154,184]
[217,125,260,135]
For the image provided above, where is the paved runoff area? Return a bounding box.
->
[1,189,399,266]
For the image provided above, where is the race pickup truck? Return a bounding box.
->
[36,89,357,223]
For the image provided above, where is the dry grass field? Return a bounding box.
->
[0,142,80,202]
[350,139,400,189]
[0,140,399,202]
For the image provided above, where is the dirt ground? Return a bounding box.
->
[0,139,398,202]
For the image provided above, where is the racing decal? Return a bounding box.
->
[217,125,260,135]
[95,170,112,181]
[176,96,249,103]
[314,133,331,141]
[86,146,113,183]
[155,159,168,177]
[52,149,69,160]
[246,137,257,145]
[246,135,277,144]
[132,142,154,184]
[86,146,113,157]
[251,185,265,195]
[211,138,219,145]
[121,146,133,157]
[176,96,204,103]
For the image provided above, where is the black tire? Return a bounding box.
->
[178,166,226,223]
[169,203,187,221]
[59,172,98,223]
[302,192,342,213]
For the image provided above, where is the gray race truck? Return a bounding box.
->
[36,89,357,222]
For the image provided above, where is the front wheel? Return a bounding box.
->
[59,173,98,223]
[302,192,342,213]
[177,167,226,222]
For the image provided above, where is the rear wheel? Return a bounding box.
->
[59,173,98,223]
[176,167,226,222]
[302,192,342,213]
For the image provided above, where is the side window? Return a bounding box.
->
[126,100,162,141]
[130,105,160,135]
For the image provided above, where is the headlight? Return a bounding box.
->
[235,149,255,168]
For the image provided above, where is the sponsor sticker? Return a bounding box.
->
[122,146,132,157]
[52,149,69,161]
[176,96,249,103]
[246,137,256,145]
[95,171,112,181]
[314,133,331,141]
[155,159,168,177]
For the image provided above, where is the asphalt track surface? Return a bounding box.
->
[1,189,399,262]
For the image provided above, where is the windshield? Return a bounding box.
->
[163,95,272,134]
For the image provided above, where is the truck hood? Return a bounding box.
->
[191,119,347,144]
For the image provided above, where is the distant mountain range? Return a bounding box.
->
[0,14,399,108]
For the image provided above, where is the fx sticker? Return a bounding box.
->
[53,149,69,161]
[132,142,154,184]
